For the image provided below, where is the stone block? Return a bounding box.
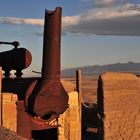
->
[58,91,81,140]
[97,72,140,140]
[0,93,17,132]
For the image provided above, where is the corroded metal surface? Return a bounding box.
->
[25,7,68,118]
[17,101,59,139]
[2,7,68,140]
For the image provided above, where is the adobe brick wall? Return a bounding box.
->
[97,72,140,140]
[0,67,17,132]
[58,91,81,140]
[0,93,17,132]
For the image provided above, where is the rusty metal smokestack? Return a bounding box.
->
[26,7,68,118]
[42,7,61,80]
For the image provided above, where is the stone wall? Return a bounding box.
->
[0,126,27,140]
[58,91,81,140]
[0,93,17,132]
[97,72,140,140]
[0,67,17,132]
[0,65,81,140]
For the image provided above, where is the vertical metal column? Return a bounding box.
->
[42,7,61,80]
[26,7,68,117]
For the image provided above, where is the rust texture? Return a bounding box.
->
[0,41,32,77]
[42,8,61,80]
[17,101,59,139]
[2,7,68,139]
[25,7,68,118]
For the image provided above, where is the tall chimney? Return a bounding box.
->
[26,7,68,117]
[42,7,61,80]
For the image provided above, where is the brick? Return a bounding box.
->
[58,91,81,140]
[98,72,140,140]
[1,93,17,132]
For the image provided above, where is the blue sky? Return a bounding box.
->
[0,0,140,76]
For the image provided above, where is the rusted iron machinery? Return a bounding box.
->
[0,41,32,77]
[2,7,68,140]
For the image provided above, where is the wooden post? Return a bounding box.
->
[76,69,81,94]
[76,69,82,140]
[0,67,2,93]
[0,67,2,126]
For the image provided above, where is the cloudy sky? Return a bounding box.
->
[0,0,140,75]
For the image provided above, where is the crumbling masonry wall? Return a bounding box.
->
[97,72,140,140]
[58,91,81,140]
[0,93,17,132]
[0,67,17,132]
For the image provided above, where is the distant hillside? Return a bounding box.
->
[61,61,140,77]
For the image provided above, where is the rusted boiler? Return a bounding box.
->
[0,41,32,77]
[1,7,68,140]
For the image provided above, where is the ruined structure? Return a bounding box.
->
[0,7,81,140]
[98,72,140,140]
[1,6,140,140]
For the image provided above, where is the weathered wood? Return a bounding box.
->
[0,67,2,92]
[76,69,82,94]
[76,69,82,140]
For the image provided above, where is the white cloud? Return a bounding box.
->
[62,3,140,36]
[62,16,81,27]
[0,17,43,26]
[0,3,140,36]
[95,0,116,6]
[87,0,130,7]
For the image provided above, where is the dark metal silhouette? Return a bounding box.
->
[0,41,32,77]
[0,41,20,48]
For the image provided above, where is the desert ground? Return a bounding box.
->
[62,76,99,140]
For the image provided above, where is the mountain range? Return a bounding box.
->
[61,61,140,77]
